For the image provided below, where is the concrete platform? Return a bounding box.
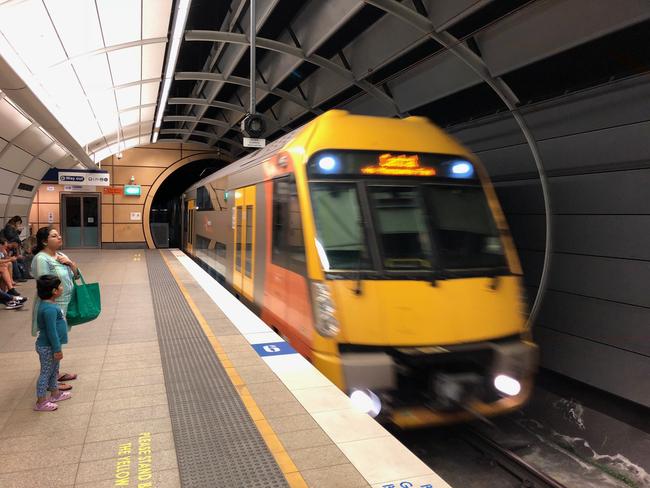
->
[0,249,450,488]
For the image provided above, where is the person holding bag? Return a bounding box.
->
[31,227,79,390]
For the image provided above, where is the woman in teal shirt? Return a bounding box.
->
[31,227,79,388]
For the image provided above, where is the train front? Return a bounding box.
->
[302,143,538,428]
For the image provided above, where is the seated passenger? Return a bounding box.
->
[0,237,24,299]
[3,217,30,281]
[0,287,26,310]
[34,274,71,412]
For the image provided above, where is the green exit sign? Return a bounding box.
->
[124,185,141,196]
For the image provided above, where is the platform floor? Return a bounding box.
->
[0,250,449,488]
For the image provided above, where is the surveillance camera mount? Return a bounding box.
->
[241,113,266,139]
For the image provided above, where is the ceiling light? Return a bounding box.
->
[152,0,192,143]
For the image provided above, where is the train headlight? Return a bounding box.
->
[350,389,382,417]
[494,374,521,396]
[311,281,340,337]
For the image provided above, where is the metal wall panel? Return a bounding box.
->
[476,0,650,76]
[388,50,481,112]
[538,290,650,357]
[343,0,425,80]
[509,214,650,261]
[534,326,650,406]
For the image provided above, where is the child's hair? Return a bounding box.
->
[37,274,62,300]
[0,237,6,246]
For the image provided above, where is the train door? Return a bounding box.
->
[186,199,195,253]
[233,186,256,301]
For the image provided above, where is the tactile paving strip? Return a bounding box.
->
[146,250,288,488]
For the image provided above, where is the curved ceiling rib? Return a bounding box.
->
[175,72,318,112]
[159,128,243,149]
[184,30,399,115]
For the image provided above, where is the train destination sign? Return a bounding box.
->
[308,150,475,179]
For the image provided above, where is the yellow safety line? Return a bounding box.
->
[160,251,308,488]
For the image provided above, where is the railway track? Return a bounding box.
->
[460,428,569,488]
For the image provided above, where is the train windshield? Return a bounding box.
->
[311,183,372,270]
[308,152,507,275]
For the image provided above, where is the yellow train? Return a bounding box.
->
[182,110,537,427]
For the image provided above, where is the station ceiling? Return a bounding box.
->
[0,0,649,165]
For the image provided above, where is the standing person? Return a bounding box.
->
[34,274,71,411]
[31,227,78,390]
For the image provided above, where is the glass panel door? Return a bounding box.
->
[61,194,100,248]
[82,196,99,247]
[63,195,82,248]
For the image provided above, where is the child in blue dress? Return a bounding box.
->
[34,274,72,412]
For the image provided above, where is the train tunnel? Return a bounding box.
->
[0,1,647,487]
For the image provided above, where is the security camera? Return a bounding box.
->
[117,152,123,160]
[241,113,266,138]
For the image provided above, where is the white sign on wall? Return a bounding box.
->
[64,185,96,192]
[130,212,141,221]
[46,186,55,192]
[58,171,110,187]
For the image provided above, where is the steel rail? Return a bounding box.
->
[462,428,568,488]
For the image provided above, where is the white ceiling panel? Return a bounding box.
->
[0,138,7,152]
[0,0,66,72]
[143,0,172,39]
[116,85,141,110]
[12,126,52,156]
[0,144,34,173]
[74,53,113,94]
[0,0,173,161]
[23,158,50,180]
[44,0,104,57]
[97,0,141,47]
[108,46,142,86]
[142,43,166,80]
[0,168,18,193]
[140,105,155,121]
[120,108,140,127]
[40,144,67,164]
[141,82,160,104]
[44,63,87,110]
[7,195,33,217]
[0,99,31,140]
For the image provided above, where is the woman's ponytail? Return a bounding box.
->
[32,226,52,255]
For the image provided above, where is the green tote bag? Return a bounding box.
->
[66,271,101,326]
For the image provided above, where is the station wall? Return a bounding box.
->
[27,143,222,249]
[449,74,650,407]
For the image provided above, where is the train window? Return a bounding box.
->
[368,186,432,270]
[272,178,288,267]
[245,206,253,277]
[196,186,214,210]
[310,182,372,270]
[272,176,306,273]
[215,241,227,259]
[235,206,243,272]
[424,186,506,269]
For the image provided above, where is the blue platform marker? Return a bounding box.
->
[252,341,296,357]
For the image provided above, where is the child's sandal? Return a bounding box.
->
[34,401,58,412]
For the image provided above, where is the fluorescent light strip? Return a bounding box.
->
[152,0,192,144]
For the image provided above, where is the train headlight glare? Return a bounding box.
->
[494,374,521,396]
[450,160,474,178]
[311,282,339,337]
[350,389,382,417]
[318,156,337,172]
